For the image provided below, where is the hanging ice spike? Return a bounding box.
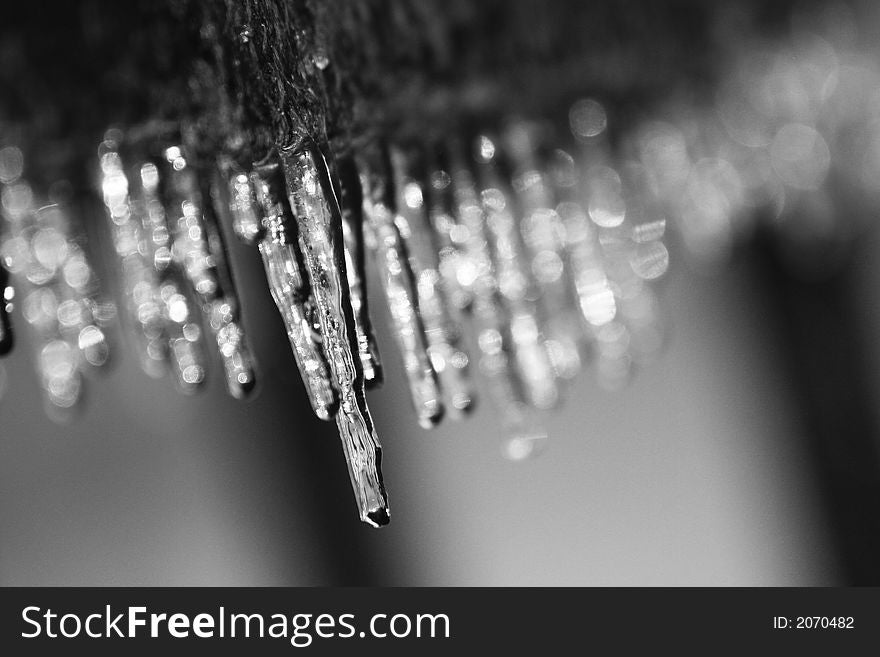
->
[159,144,257,399]
[0,259,12,355]
[250,158,338,421]
[135,154,207,392]
[99,131,258,398]
[280,141,390,527]
[100,138,201,387]
[358,144,444,429]
[473,134,561,411]
[388,145,475,419]
[444,138,550,459]
[219,156,262,245]
[0,141,116,413]
[337,156,384,389]
[0,146,17,358]
[0,94,671,524]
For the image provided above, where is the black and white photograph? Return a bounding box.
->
[0,0,878,651]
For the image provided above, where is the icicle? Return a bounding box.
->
[504,124,582,383]
[359,144,444,429]
[1,157,113,412]
[445,139,494,311]
[99,141,169,378]
[217,156,262,245]
[473,135,560,410]
[158,144,257,399]
[566,136,669,390]
[0,260,12,355]
[541,147,593,380]
[138,158,207,391]
[336,155,383,388]
[0,145,20,358]
[446,141,548,454]
[558,198,610,329]
[251,159,338,420]
[280,142,389,527]
[390,145,475,418]
[160,278,207,392]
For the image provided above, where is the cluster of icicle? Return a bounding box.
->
[1,108,668,526]
[98,129,256,401]
[210,117,666,526]
[0,144,115,415]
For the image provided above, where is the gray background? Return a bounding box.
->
[0,231,840,585]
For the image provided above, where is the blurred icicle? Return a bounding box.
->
[1,143,113,414]
[281,142,389,527]
[390,144,475,418]
[99,139,171,379]
[504,123,582,385]
[474,135,560,411]
[446,140,548,457]
[158,144,257,399]
[359,144,444,429]
[0,260,12,355]
[217,156,262,245]
[425,150,474,317]
[137,155,207,393]
[566,127,669,390]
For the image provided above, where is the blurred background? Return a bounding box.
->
[2,0,880,586]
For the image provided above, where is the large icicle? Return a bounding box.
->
[251,159,338,420]
[280,142,390,527]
